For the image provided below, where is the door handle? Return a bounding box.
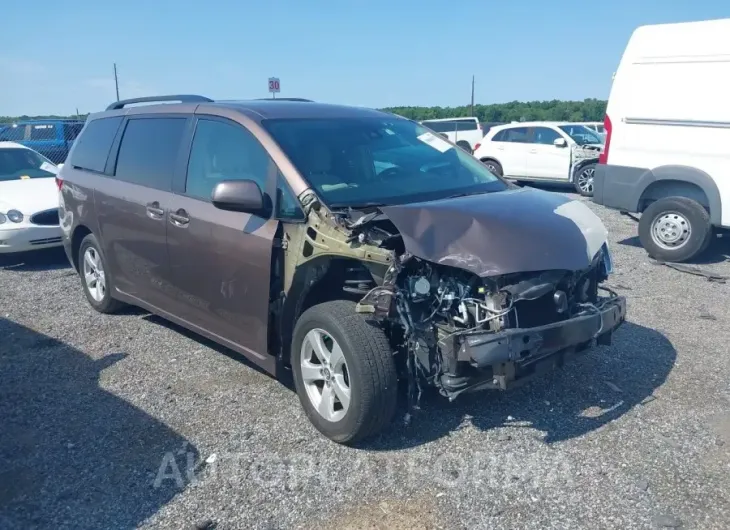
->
[169,208,190,226]
[529,149,537,154]
[146,201,164,219]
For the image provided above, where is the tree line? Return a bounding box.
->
[1,98,607,125]
[383,98,607,123]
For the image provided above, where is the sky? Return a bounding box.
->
[1,0,728,116]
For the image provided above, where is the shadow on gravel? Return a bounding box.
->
[142,314,278,382]
[363,321,676,450]
[618,235,730,265]
[0,318,197,529]
[0,247,71,272]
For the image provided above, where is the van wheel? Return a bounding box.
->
[481,159,503,177]
[456,141,472,154]
[573,163,596,197]
[291,300,398,444]
[78,233,124,313]
[638,197,711,263]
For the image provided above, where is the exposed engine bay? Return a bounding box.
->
[332,201,618,409]
[279,187,625,416]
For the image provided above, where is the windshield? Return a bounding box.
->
[558,124,603,145]
[0,147,57,182]
[262,117,507,207]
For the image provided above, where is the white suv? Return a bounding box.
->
[473,122,604,196]
[420,117,483,154]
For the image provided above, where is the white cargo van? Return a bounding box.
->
[420,117,483,154]
[592,18,730,262]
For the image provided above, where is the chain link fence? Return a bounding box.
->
[0,118,86,164]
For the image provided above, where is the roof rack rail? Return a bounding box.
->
[254,98,313,102]
[106,95,214,111]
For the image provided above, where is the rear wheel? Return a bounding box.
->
[638,197,712,263]
[291,300,398,444]
[78,233,124,313]
[456,141,472,154]
[481,158,503,177]
[573,163,596,197]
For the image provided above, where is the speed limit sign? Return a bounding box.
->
[268,77,280,94]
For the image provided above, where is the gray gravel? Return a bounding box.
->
[2,189,730,530]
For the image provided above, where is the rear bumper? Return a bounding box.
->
[457,295,626,386]
[591,163,646,213]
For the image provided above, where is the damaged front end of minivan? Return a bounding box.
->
[277,185,626,409]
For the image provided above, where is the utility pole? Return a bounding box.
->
[76,108,80,119]
[113,63,120,101]
[470,75,475,117]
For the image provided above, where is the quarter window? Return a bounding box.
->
[115,117,186,190]
[185,119,271,201]
[68,117,123,173]
[276,175,305,220]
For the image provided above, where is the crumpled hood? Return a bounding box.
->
[381,187,608,277]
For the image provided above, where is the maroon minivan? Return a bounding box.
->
[58,95,626,444]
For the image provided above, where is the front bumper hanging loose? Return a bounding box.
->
[459,294,627,373]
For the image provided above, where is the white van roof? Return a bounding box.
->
[627,18,730,60]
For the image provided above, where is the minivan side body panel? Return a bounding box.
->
[593,17,730,227]
[164,110,281,367]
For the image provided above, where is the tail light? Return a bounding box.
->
[473,143,481,151]
[598,115,612,164]
[55,176,64,191]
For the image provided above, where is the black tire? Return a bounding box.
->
[481,158,503,177]
[78,233,124,313]
[291,300,398,444]
[456,141,472,154]
[638,197,712,263]
[572,162,596,197]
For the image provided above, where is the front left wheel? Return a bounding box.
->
[573,163,596,197]
[291,300,398,444]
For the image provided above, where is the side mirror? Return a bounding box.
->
[211,179,269,216]
[553,138,568,148]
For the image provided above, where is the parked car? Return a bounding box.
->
[0,142,63,253]
[474,122,604,197]
[58,95,625,444]
[420,117,483,154]
[0,119,85,164]
[593,17,730,263]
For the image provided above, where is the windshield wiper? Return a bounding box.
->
[444,190,487,199]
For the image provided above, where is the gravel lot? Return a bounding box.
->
[2,190,730,530]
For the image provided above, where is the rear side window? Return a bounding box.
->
[115,117,187,190]
[69,117,122,173]
[491,129,506,142]
[30,124,56,140]
[455,120,478,131]
[503,127,530,143]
